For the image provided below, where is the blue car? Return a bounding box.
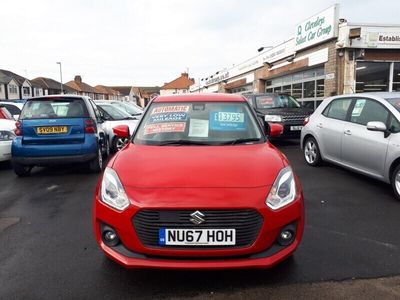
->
[12,95,109,176]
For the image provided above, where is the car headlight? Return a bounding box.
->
[0,130,16,141]
[266,166,296,210]
[264,115,282,122]
[100,167,130,211]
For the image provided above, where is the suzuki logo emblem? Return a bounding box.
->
[190,211,205,225]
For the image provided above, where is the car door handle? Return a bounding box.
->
[344,130,352,135]
[316,123,323,128]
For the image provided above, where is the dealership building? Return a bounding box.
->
[190,5,400,109]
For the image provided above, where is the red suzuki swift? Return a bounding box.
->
[93,93,304,269]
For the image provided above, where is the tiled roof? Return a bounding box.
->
[0,69,28,85]
[31,77,78,93]
[95,85,120,96]
[161,73,194,90]
[65,76,98,94]
[108,86,132,96]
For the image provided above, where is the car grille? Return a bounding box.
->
[281,113,310,122]
[133,209,263,249]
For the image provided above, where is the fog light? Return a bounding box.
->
[277,229,295,246]
[102,228,120,247]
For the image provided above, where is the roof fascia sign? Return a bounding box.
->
[295,4,340,51]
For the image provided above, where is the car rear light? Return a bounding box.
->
[303,117,309,126]
[14,121,22,136]
[85,118,96,134]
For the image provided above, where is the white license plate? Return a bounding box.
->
[159,228,236,246]
[290,125,303,131]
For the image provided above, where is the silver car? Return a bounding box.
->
[95,102,139,152]
[301,92,400,200]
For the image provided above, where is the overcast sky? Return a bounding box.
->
[1,0,399,87]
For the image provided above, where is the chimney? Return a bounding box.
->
[74,75,82,83]
[181,72,188,78]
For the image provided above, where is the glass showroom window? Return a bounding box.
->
[282,85,291,94]
[393,63,400,92]
[356,62,390,93]
[303,81,315,98]
[316,79,324,97]
[292,83,302,99]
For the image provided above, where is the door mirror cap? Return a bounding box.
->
[367,121,387,132]
[113,125,130,138]
[267,122,284,137]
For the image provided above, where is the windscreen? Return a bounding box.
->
[386,98,400,112]
[113,102,143,115]
[255,94,300,109]
[20,98,88,119]
[134,101,263,146]
[99,104,132,120]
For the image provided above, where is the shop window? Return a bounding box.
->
[303,81,315,98]
[266,88,273,93]
[393,63,400,92]
[273,86,282,93]
[292,83,302,99]
[316,79,325,97]
[356,62,390,93]
[282,85,291,95]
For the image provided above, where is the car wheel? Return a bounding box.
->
[89,147,103,173]
[102,138,110,158]
[112,136,129,152]
[303,137,322,166]
[391,164,400,201]
[13,162,32,177]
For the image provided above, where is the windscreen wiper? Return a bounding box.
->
[221,138,263,145]
[158,140,214,146]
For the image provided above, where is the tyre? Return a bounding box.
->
[303,137,322,166]
[102,138,110,158]
[89,147,103,173]
[13,162,32,177]
[390,164,400,201]
[112,136,129,153]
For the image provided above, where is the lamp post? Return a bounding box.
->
[56,62,63,94]
[257,46,274,52]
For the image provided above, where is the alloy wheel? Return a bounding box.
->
[304,140,317,164]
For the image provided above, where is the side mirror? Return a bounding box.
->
[366,121,386,132]
[113,125,130,138]
[267,122,284,138]
[367,121,390,138]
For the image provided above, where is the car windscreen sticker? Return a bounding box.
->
[257,96,274,108]
[209,111,246,131]
[188,119,209,137]
[144,122,186,135]
[151,105,190,114]
[159,228,166,245]
[149,112,188,123]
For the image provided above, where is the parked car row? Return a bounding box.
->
[0,95,142,176]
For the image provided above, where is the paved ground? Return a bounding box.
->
[0,140,399,299]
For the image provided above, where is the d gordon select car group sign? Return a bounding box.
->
[295,4,339,51]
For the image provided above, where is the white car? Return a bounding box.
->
[0,119,16,162]
[0,102,24,120]
[95,102,139,152]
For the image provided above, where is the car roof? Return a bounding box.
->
[27,94,90,101]
[335,92,400,99]
[0,101,24,108]
[153,93,246,103]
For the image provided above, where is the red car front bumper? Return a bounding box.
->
[93,183,304,270]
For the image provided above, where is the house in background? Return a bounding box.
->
[160,72,194,96]
[0,69,35,100]
[66,75,104,99]
[94,85,122,100]
[108,86,134,102]
[131,86,160,107]
[31,77,77,96]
